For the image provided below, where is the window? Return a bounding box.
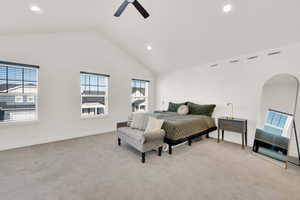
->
[80,71,109,117]
[131,79,149,113]
[27,96,35,103]
[15,96,24,103]
[0,61,38,122]
[264,110,293,137]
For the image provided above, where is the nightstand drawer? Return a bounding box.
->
[219,119,244,133]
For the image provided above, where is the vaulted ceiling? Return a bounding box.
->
[1,0,300,73]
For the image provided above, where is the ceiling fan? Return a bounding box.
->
[114,0,150,19]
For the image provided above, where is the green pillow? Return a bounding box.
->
[167,102,186,112]
[187,102,216,117]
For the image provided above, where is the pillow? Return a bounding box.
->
[145,117,164,133]
[187,102,216,117]
[177,105,189,115]
[167,102,186,112]
[130,113,149,130]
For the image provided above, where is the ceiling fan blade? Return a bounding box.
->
[132,0,150,18]
[114,0,130,17]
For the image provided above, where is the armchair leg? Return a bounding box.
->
[142,152,145,163]
[118,138,121,146]
[169,144,172,155]
[158,146,162,156]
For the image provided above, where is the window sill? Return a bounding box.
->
[0,120,40,126]
[80,114,109,120]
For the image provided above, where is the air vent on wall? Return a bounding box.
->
[210,64,218,67]
[268,51,281,56]
[247,56,259,60]
[229,59,239,63]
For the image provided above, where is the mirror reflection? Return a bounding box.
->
[254,74,299,165]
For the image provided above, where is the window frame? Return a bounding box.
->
[0,61,39,124]
[131,79,150,113]
[80,71,110,118]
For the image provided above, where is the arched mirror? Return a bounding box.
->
[254,74,300,167]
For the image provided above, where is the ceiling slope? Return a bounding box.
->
[1,0,300,73]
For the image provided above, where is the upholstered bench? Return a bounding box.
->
[116,115,165,163]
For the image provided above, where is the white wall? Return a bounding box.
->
[0,31,155,151]
[157,43,300,157]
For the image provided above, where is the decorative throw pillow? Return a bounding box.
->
[130,113,149,130]
[177,105,189,115]
[145,117,165,133]
[187,102,216,117]
[167,102,186,112]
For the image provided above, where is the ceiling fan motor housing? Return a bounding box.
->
[115,0,150,18]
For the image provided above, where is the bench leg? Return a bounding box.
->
[169,144,172,155]
[188,139,192,146]
[158,146,162,156]
[142,152,145,163]
[118,138,121,146]
[222,130,224,141]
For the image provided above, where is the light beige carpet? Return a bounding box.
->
[0,132,300,200]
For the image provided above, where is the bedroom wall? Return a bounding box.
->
[0,31,155,151]
[157,42,300,157]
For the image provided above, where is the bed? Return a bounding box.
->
[150,111,217,154]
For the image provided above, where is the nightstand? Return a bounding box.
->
[218,117,248,149]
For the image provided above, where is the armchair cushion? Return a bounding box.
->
[117,127,145,144]
[145,117,164,133]
[117,127,165,144]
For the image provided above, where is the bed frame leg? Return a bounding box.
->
[158,146,162,156]
[188,139,192,146]
[169,144,172,155]
[142,152,145,163]
[206,133,210,138]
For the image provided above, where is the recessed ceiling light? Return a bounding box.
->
[223,4,233,13]
[29,4,43,14]
[146,45,152,51]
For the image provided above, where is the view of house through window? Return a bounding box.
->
[80,72,109,117]
[131,79,149,112]
[0,62,38,122]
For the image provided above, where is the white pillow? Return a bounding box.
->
[130,113,149,130]
[177,105,189,115]
[145,117,164,133]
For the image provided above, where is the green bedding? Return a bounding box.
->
[151,112,216,140]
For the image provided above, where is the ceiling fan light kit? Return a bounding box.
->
[114,0,150,18]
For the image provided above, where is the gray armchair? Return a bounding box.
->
[116,121,165,163]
